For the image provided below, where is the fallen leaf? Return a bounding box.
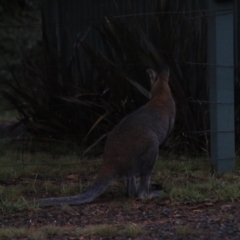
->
[66,174,79,181]
[221,205,231,210]
[164,200,170,204]
[210,217,221,222]
[193,209,203,213]
[205,202,214,207]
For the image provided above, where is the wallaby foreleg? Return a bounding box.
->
[126,176,138,197]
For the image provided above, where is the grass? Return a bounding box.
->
[0,227,28,239]
[124,224,144,238]
[175,224,198,237]
[174,224,210,238]
[0,141,102,211]
[76,224,119,237]
[0,226,68,239]
[0,141,240,213]
[0,224,144,239]
[0,142,240,239]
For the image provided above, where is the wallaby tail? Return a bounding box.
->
[31,169,116,207]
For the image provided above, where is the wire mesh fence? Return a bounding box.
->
[0,1,238,172]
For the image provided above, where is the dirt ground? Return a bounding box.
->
[1,196,240,240]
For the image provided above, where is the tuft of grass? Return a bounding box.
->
[124,224,144,238]
[221,213,234,221]
[61,182,82,196]
[43,181,60,196]
[168,180,240,203]
[169,182,212,203]
[175,225,197,237]
[75,224,119,237]
[122,202,132,212]
[27,230,47,240]
[0,227,28,239]
[35,225,67,238]
[213,182,240,202]
[0,198,26,213]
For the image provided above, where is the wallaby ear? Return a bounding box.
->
[160,65,170,81]
[146,68,157,83]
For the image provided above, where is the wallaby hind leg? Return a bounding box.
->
[137,174,151,199]
[126,176,138,197]
[137,174,163,199]
[137,146,162,199]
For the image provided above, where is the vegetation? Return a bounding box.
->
[0,0,209,156]
[0,224,144,239]
[0,2,239,239]
[0,143,240,213]
[175,225,200,237]
[0,142,239,239]
[0,0,41,80]
[0,0,41,123]
[0,1,41,52]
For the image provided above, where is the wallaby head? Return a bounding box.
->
[146,65,170,98]
[147,65,169,83]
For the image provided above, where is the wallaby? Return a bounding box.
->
[31,66,175,206]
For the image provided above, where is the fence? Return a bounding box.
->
[0,0,238,174]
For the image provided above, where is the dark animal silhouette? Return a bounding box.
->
[31,66,175,206]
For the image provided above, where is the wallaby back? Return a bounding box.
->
[102,66,175,179]
[31,66,175,206]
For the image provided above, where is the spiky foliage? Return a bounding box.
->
[149,1,208,154]
[1,0,209,155]
[1,15,153,149]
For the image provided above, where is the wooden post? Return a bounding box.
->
[208,0,235,173]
